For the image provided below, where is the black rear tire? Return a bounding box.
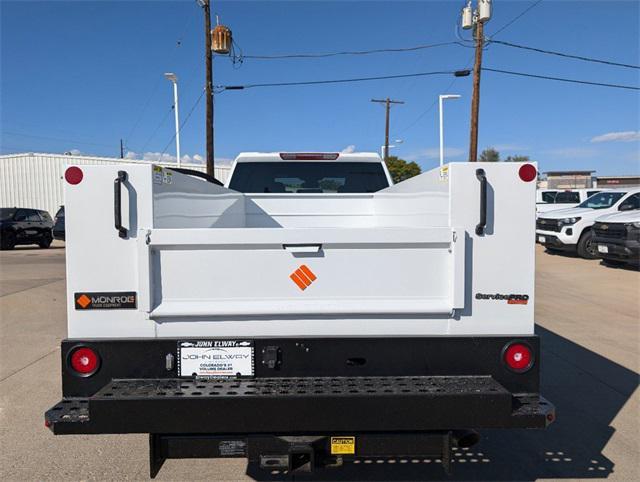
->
[1,231,17,250]
[577,230,598,259]
[38,232,53,249]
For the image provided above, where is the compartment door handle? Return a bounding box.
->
[283,244,322,254]
[114,170,128,238]
[475,168,487,236]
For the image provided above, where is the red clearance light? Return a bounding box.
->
[65,166,84,185]
[518,164,537,182]
[504,342,533,372]
[279,153,340,161]
[69,347,100,375]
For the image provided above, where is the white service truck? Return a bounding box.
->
[46,153,554,477]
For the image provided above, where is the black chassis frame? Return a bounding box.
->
[46,336,554,477]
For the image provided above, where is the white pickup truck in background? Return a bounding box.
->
[536,189,640,258]
[45,153,553,477]
[536,188,601,215]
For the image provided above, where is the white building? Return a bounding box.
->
[0,152,231,216]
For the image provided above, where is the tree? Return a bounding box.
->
[479,148,500,162]
[504,155,531,163]
[385,156,422,183]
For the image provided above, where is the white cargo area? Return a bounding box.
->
[64,159,536,339]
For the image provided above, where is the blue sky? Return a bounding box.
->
[1,0,639,175]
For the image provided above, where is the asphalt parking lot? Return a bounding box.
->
[0,243,638,481]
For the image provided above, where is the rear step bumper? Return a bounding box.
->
[45,376,554,435]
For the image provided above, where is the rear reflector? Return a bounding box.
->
[69,347,100,376]
[65,166,84,185]
[518,164,537,182]
[504,342,533,372]
[279,153,339,161]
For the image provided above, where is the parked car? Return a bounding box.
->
[0,207,54,250]
[536,188,640,259]
[53,206,65,241]
[591,210,640,266]
[536,189,601,215]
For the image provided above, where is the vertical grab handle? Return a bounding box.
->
[114,170,128,238]
[475,168,487,236]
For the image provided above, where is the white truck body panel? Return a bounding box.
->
[64,160,536,339]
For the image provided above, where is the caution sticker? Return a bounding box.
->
[330,436,355,455]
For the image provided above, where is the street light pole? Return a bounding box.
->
[439,94,461,169]
[380,140,403,160]
[164,73,181,167]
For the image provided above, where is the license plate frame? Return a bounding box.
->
[177,340,254,378]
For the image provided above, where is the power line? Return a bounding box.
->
[482,67,640,90]
[490,39,640,69]
[241,41,457,60]
[216,65,637,94]
[160,88,206,157]
[393,54,476,137]
[124,6,196,145]
[218,70,470,90]
[491,0,544,37]
[138,105,175,154]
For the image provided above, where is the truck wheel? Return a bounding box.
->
[577,231,598,259]
[39,232,53,249]
[1,231,17,250]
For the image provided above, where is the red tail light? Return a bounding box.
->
[503,342,533,372]
[65,166,84,185]
[69,347,100,376]
[518,164,537,182]
[279,153,339,160]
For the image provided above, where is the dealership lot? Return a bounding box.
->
[0,244,638,481]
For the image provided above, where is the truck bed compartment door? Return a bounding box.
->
[139,227,465,318]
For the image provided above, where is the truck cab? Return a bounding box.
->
[536,188,601,215]
[225,152,393,193]
[536,188,640,259]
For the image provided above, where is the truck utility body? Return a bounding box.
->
[46,154,553,477]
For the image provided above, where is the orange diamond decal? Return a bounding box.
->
[290,265,317,291]
[76,294,91,309]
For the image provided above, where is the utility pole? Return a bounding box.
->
[200,0,214,176]
[461,0,492,162]
[120,139,124,159]
[371,98,404,162]
[468,20,484,163]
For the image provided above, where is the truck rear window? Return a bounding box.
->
[229,162,389,193]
